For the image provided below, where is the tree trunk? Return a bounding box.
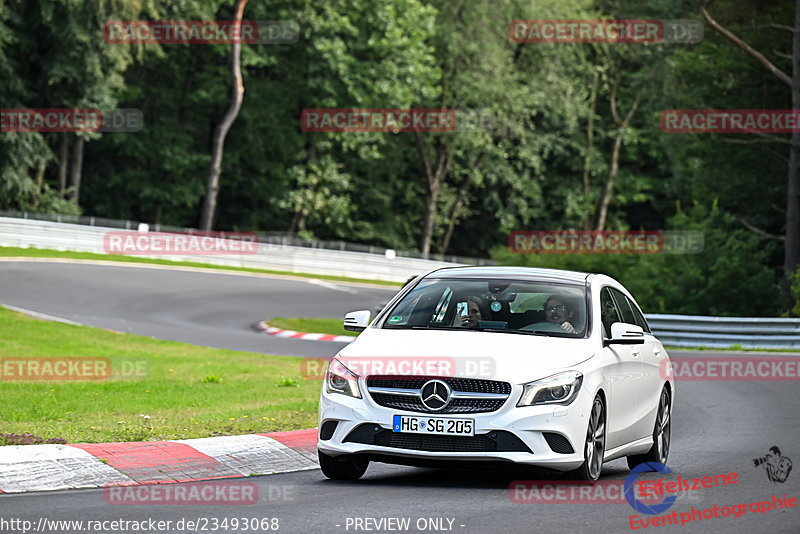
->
[439,177,469,257]
[287,210,302,235]
[439,153,484,256]
[785,0,800,309]
[200,0,249,231]
[420,184,441,258]
[70,135,85,204]
[595,84,641,231]
[58,134,69,194]
[582,67,599,230]
[417,132,451,258]
[33,162,45,208]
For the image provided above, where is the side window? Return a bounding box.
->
[626,296,651,333]
[599,288,621,338]
[610,288,636,325]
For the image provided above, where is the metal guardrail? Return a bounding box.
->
[645,314,800,349]
[0,216,460,282]
[0,210,494,266]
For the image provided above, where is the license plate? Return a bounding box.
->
[392,415,474,436]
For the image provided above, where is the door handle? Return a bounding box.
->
[631,350,640,357]
[653,349,661,357]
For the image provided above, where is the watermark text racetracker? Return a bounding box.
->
[1,108,143,133]
[661,356,800,381]
[509,480,703,505]
[660,109,800,133]
[0,356,149,381]
[104,481,259,505]
[509,230,703,254]
[302,356,496,380]
[103,231,258,255]
[509,19,703,44]
[301,108,456,132]
[104,20,298,44]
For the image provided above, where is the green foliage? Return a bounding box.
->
[494,201,780,316]
[275,378,299,388]
[0,0,796,313]
[790,270,800,318]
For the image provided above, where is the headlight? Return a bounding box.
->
[517,371,582,407]
[325,358,361,398]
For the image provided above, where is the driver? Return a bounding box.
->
[528,295,577,334]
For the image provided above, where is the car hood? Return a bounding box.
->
[338,328,595,384]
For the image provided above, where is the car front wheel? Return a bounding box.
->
[569,395,606,481]
[627,386,671,470]
[318,450,369,480]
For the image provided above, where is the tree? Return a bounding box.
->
[701,2,799,310]
[0,0,148,212]
[200,0,249,231]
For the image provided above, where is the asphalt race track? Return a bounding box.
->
[0,260,398,357]
[1,261,799,533]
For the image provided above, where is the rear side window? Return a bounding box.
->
[626,296,651,333]
[610,288,636,325]
[599,287,621,338]
[609,287,650,333]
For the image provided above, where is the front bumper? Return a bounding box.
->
[317,383,592,471]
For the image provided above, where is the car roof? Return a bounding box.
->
[424,266,590,285]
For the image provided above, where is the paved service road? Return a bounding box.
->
[0,260,399,357]
[2,371,798,533]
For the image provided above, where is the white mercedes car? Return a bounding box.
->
[317,267,673,481]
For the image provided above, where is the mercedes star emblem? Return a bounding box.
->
[420,379,451,411]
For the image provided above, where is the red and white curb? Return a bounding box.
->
[0,429,318,494]
[254,321,356,343]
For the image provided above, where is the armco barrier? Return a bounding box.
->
[0,217,458,282]
[646,314,800,349]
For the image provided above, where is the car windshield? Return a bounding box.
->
[382,278,587,337]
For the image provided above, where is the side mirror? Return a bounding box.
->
[344,310,371,332]
[604,322,645,346]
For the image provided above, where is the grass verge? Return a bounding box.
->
[0,246,402,287]
[266,317,352,337]
[0,306,320,444]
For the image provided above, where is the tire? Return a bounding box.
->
[568,395,606,481]
[318,450,369,480]
[627,387,671,471]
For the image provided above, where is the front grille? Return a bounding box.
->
[543,432,575,454]
[366,376,511,414]
[368,376,511,395]
[369,393,506,414]
[344,424,531,453]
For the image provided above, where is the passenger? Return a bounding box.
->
[528,295,577,333]
[454,296,489,328]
